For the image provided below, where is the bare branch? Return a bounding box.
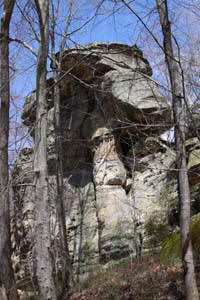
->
[9,37,38,57]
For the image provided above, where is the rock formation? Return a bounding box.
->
[11,43,200,282]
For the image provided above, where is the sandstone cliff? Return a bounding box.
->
[11,43,200,283]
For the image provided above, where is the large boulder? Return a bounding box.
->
[13,43,175,282]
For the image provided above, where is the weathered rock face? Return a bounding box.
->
[12,43,200,282]
[187,137,200,184]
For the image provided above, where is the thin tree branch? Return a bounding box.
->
[9,38,38,57]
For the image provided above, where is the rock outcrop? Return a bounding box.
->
[11,43,200,282]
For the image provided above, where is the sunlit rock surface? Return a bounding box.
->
[12,43,200,283]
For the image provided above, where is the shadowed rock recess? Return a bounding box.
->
[11,43,200,281]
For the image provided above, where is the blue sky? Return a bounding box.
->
[3,0,200,103]
[8,0,158,99]
[1,0,199,158]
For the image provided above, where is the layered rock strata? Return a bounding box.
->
[12,43,200,282]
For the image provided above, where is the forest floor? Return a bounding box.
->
[68,255,200,300]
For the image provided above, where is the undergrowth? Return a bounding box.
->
[160,213,200,263]
[69,255,192,300]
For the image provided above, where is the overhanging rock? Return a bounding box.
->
[13,43,174,281]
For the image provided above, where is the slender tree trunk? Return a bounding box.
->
[54,70,72,296]
[156,1,199,299]
[50,57,71,297]
[50,3,74,297]
[0,1,18,299]
[33,0,57,299]
[52,61,71,298]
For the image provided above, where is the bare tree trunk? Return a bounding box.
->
[53,66,71,299]
[33,0,57,299]
[50,3,74,297]
[156,1,199,299]
[0,1,18,299]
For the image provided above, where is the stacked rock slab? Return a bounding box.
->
[13,43,173,280]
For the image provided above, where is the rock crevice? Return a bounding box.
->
[12,43,200,281]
